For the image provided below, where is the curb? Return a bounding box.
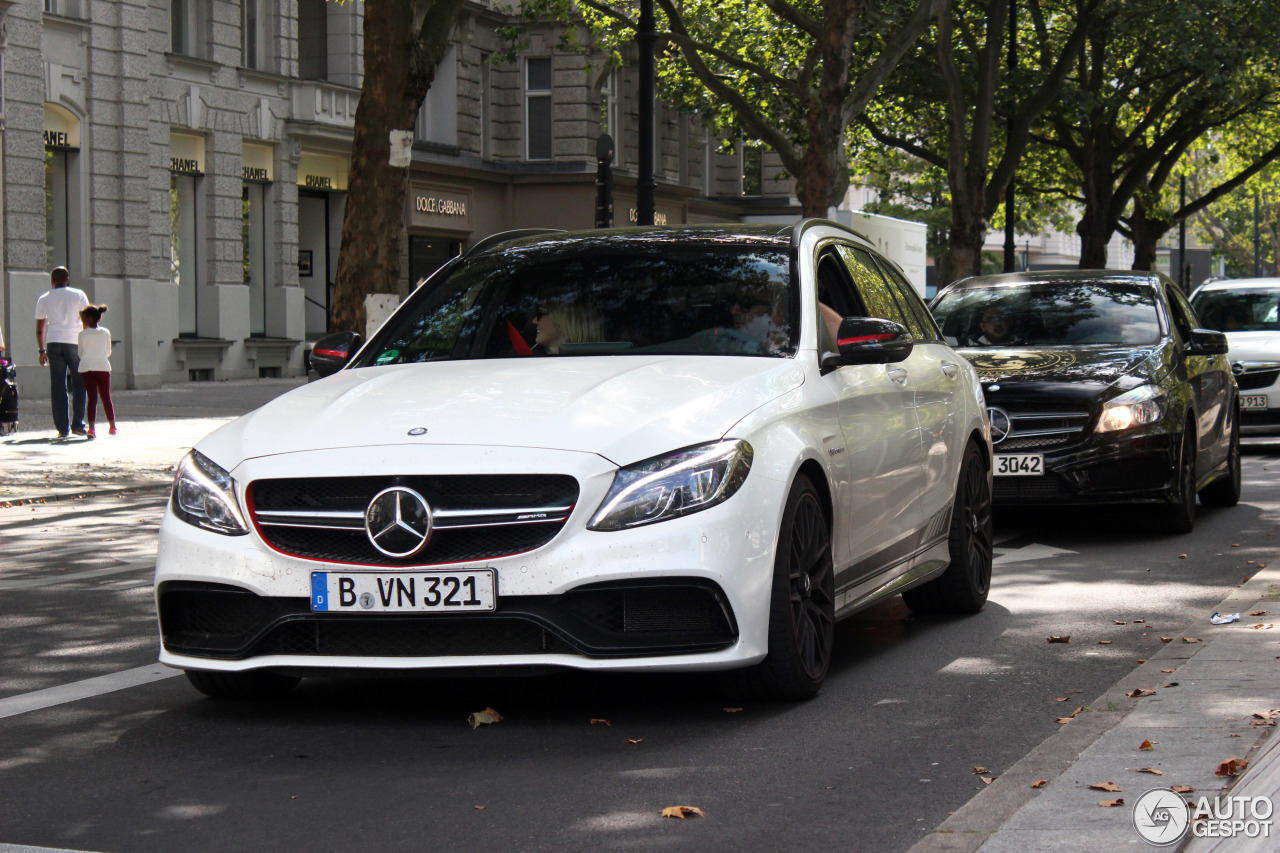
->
[909,565,1280,853]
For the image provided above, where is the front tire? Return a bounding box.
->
[732,474,835,701]
[1200,415,1241,507]
[902,441,993,615]
[184,669,300,700]
[1155,428,1197,534]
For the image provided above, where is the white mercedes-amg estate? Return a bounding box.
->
[156,221,991,700]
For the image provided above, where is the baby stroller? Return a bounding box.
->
[0,356,17,435]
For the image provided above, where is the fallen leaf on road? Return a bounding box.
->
[1171,786,1194,794]
[1249,720,1275,727]
[1215,758,1248,777]
[1098,640,1113,645]
[1139,740,1155,750]
[980,776,996,785]
[1182,637,1202,643]
[1089,782,1122,792]
[1055,697,1069,702]
[1031,780,1049,789]
[1137,659,1147,663]
[1253,710,1280,719]
[1161,637,1173,643]
[1056,707,1084,724]
[1178,554,1187,559]
[662,806,705,819]
[1114,620,1127,625]
[723,707,743,713]
[1232,543,1240,547]
[1250,623,1275,629]
[590,719,612,726]
[1133,618,1145,623]
[1127,688,1156,698]
[1249,611,1267,616]
[1136,768,1163,776]
[1099,798,1125,807]
[1047,635,1071,643]
[1162,669,1177,673]
[474,805,486,810]
[624,738,644,744]
[972,766,988,774]
[1249,561,1257,565]
[467,707,504,728]
[1259,564,1268,568]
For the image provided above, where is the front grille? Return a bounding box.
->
[993,477,1069,502]
[158,580,737,659]
[1235,367,1280,391]
[248,475,579,566]
[991,404,1091,452]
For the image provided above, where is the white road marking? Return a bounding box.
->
[0,845,104,853]
[993,542,1077,566]
[0,664,180,720]
[0,562,154,590]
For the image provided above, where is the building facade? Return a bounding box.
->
[0,0,801,395]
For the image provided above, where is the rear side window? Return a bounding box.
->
[875,258,941,342]
[837,246,911,330]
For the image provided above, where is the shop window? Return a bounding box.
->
[525,58,552,161]
[242,0,273,72]
[741,145,762,196]
[415,45,457,146]
[409,236,461,287]
[298,0,328,79]
[171,0,207,58]
[243,183,269,336]
[45,149,72,270]
[44,0,85,17]
[171,173,200,335]
[599,70,618,138]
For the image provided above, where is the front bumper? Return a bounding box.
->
[155,443,784,675]
[992,425,1178,506]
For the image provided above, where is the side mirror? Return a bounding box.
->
[834,317,914,365]
[310,331,363,378]
[1186,328,1228,356]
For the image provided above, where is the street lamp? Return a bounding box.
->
[636,0,656,226]
[1002,0,1016,272]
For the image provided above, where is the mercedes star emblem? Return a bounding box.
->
[987,406,1013,445]
[364,486,434,558]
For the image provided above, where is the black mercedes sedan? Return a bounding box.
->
[931,271,1240,533]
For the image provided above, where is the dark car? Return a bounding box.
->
[931,271,1240,533]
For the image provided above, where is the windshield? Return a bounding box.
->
[931,281,1162,347]
[359,243,796,365]
[1190,288,1280,333]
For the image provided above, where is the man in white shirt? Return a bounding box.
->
[34,266,90,438]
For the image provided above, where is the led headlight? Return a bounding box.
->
[588,440,753,531]
[1097,384,1165,432]
[171,450,249,535]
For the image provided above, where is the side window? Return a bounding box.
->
[815,249,863,350]
[1169,284,1203,331]
[875,257,942,342]
[837,246,916,333]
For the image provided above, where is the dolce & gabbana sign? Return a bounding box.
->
[409,184,472,231]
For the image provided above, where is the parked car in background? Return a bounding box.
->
[1190,277,1280,435]
[931,270,1239,533]
[155,221,991,702]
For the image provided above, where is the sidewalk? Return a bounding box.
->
[913,567,1280,852]
[0,378,303,501]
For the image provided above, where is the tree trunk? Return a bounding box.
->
[941,199,987,287]
[1127,199,1169,272]
[330,0,462,335]
[1075,157,1115,269]
[793,137,848,218]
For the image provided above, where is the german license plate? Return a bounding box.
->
[310,570,496,613]
[1242,395,1269,410]
[994,454,1044,476]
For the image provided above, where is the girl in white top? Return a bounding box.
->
[77,304,115,438]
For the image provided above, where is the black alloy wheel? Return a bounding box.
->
[902,441,993,615]
[1200,414,1241,507]
[732,475,834,701]
[1155,428,1197,534]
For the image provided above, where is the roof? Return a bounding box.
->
[946,269,1162,290]
[468,224,795,259]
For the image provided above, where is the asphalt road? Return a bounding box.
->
[2,444,1278,853]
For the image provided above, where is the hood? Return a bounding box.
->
[198,356,805,469]
[1223,331,1280,363]
[957,346,1162,400]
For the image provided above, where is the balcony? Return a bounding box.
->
[290,81,359,129]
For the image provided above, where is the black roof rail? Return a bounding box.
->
[466,229,566,257]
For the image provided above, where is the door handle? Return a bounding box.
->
[941,361,959,379]
[887,367,908,385]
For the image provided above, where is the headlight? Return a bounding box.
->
[588,440,753,531]
[171,450,250,535]
[1097,385,1165,432]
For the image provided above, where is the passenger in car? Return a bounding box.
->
[532,298,605,354]
[976,307,1023,346]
